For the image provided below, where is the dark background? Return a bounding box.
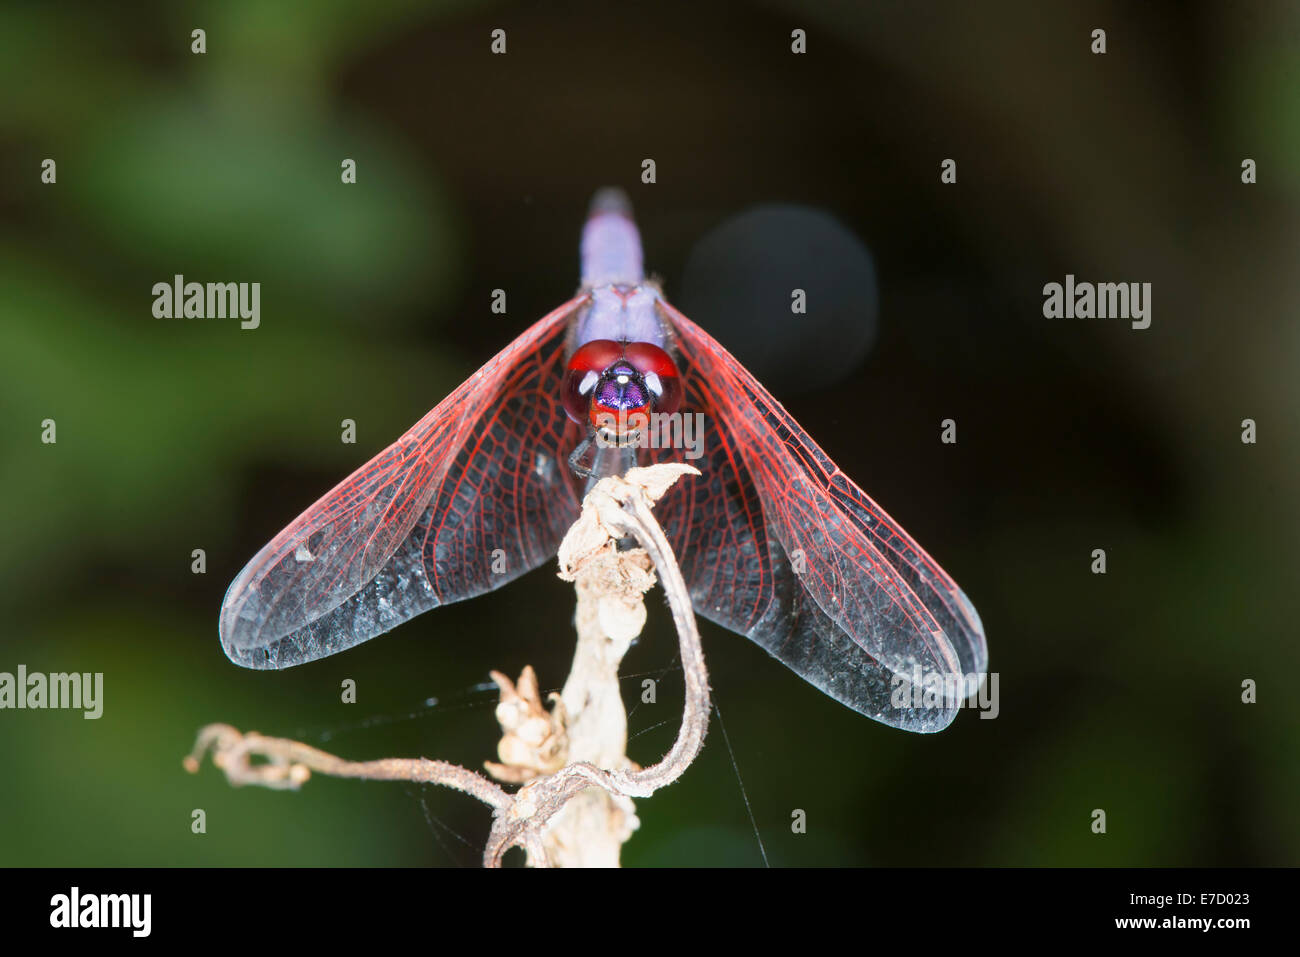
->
[1,0,1296,866]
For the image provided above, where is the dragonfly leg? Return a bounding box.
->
[568,436,598,479]
[568,430,641,483]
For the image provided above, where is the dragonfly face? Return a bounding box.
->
[562,338,682,432]
[219,189,988,732]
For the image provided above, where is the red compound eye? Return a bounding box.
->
[624,342,682,416]
[563,340,623,424]
[568,339,624,375]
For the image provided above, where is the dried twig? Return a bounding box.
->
[185,463,709,867]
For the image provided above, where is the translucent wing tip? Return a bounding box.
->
[217,561,320,670]
[220,633,279,670]
[218,578,281,669]
[589,186,632,219]
[218,596,323,671]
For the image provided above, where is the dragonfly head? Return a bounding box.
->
[563,339,682,436]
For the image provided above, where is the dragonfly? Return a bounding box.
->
[219,189,987,732]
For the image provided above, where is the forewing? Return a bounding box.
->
[220,296,586,669]
[659,300,987,731]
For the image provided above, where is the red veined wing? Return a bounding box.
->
[219,296,587,669]
[656,299,987,732]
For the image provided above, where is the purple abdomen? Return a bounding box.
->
[575,188,670,351]
[581,188,644,288]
